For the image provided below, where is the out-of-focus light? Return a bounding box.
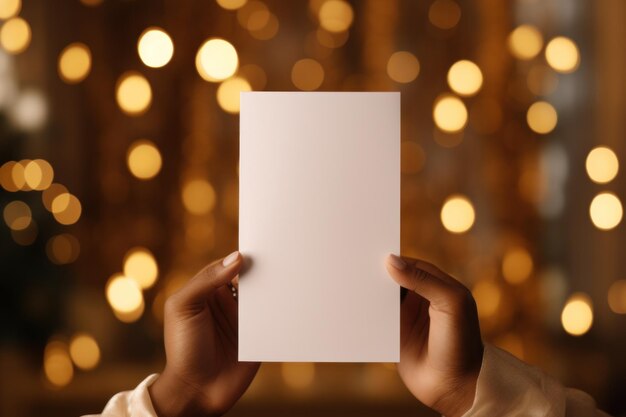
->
[249,13,279,40]
[11,220,36,245]
[433,94,467,133]
[507,25,543,60]
[0,17,30,54]
[217,0,247,10]
[428,0,461,30]
[316,28,348,49]
[527,64,559,96]
[138,28,174,68]
[9,89,48,131]
[11,159,26,189]
[386,51,420,84]
[51,193,82,225]
[561,293,593,336]
[526,101,557,134]
[0,161,19,191]
[589,192,623,231]
[124,247,158,289]
[217,76,251,114]
[0,0,21,19]
[3,200,31,230]
[281,363,315,389]
[24,159,53,190]
[502,247,533,284]
[472,280,501,318]
[42,183,69,211]
[106,274,144,315]
[127,139,162,180]
[318,0,353,33]
[447,60,482,96]
[80,0,103,5]
[44,341,74,387]
[400,141,425,174]
[238,64,266,90]
[182,179,216,215]
[440,194,475,233]
[291,58,324,91]
[116,72,152,115]
[585,146,619,184]
[196,38,238,82]
[608,280,626,314]
[46,233,80,264]
[58,43,92,84]
[545,36,579,73]
[69,333,100,370]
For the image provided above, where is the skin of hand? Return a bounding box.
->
[385,254,484,417]
[149,251,259,417]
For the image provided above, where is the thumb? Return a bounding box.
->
[171,251,242,310]
[385,254,468,313]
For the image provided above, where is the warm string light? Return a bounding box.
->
[561,293,593,336]
[58,43,92,83]
[127,140,162,180]
[440,195,475,233]
[589,192,623,231]
[386,51,420,84]
[116,71,152,115]
[196,38,239,82]
[137,27,174,68]
[0,16,31,54]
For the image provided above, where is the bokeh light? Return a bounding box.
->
[24,159,54,190]
[472,280,502,319]
[281,363,316,389]
[46,234,80,265]
[318,0,353,33]
[561,293,593,336]
[58,43,92,84]
[3,200,31,230]
[447,60,483,96]
[182,179,217,215]
[291,58,324,91]
[386,51,420,84]
[115,72,152,115]
[137,27,174,68]
[216,76,251,114]
[545,36,580,73]
[0,17,31,54]
[527,101,557,134]
[433,94,468,133]
[123,247,159,289]
[127,139,162,180]
[51,193,82,225]
[217,0,247,10]
[589,192,623,231]
[106,274,144,316]
[440,194,475,233]
[502,247,534,284]
[42,183,69,212]
[585,146,619,184]
[608,280,626,314]
[9,89,48,131]
[44,341,74,387]
[507,24,543,60]
[69,333,101,370]
[0,0,21,19]
[11,220,37,245]
[428,0,461,30]
[196,38,239,82]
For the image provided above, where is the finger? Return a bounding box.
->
[171,251,242,309]
[385,254,469,313]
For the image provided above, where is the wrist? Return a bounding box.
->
[431,371,479,417]
[148,369,220,417]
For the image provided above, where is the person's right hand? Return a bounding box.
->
[149,251,259,417]
[385,254,484,417]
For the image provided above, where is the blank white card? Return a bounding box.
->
[239,92,400,362]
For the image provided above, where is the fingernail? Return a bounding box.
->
[223,251,240,267]
[388,254,407,270]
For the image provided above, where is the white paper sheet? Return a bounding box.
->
[239,92,400,362]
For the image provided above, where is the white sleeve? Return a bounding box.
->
[462,344,611,417]
[82,374,160,417]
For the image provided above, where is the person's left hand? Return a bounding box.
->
[149,251,259,417]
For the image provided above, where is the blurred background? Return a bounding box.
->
[0,0,625,415]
